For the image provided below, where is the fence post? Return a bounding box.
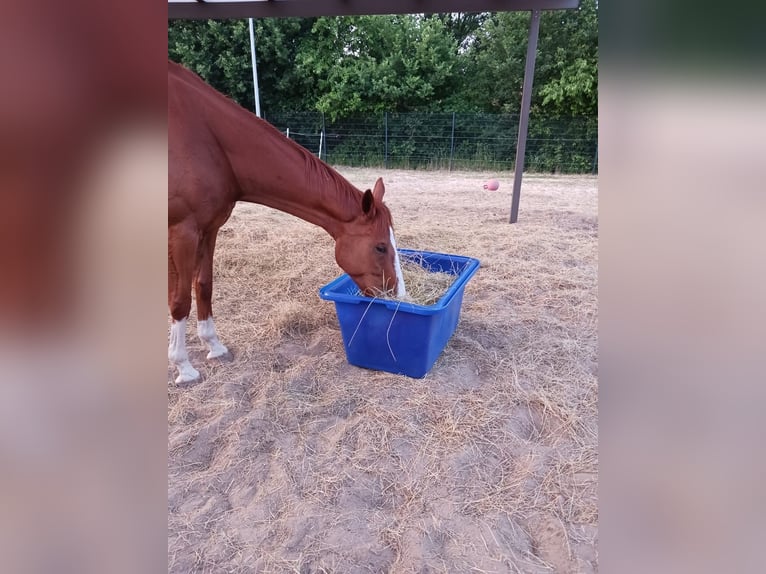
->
[384,112,389,169]
[592,142,598,174]
[321,112,327,162]
[449,112,456,172]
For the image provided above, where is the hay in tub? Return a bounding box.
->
[359,255,458,306]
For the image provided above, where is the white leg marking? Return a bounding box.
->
[168,318,200,383]
[389,226,407,298]
[197,317,229,360]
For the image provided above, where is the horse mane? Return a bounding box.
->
[297,143,394,232]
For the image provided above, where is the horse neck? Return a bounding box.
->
[216,111,362,238]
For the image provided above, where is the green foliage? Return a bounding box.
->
[458,12,529,114]
[169,20,253,107]
[433,12,490,50]
[249,18,318,112]
[169,7,597,119]
[457,0,598,117]
[295,16,460,120]
[168,4,598,171]
[539,56,597,116]
[169,18,317,115]
[535,0,598,117]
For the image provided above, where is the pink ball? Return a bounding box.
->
[483,179,500,191]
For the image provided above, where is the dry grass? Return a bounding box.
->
[362,257,458,306]
[168,169,598,573]
[399,261,456,306]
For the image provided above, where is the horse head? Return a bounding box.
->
[334,178,406,298]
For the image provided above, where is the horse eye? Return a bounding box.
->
[375,244,387,254]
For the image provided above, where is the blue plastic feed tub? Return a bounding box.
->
[319,249,480,378]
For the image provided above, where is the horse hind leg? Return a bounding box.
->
[194,230,230,360]
[168,225,201,384]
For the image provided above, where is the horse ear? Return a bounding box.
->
[372,177,385,202]
[362,189,375,215]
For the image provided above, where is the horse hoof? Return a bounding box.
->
[207,348,233,362]
[175,365,201,385]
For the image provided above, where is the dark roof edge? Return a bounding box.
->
[169,0,580,20]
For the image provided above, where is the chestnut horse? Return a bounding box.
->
[168,60,406,383]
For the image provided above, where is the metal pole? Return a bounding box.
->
[449,112,456,172]
[510,10,541,224]
[248,18,261,117]
[384,112,389,169]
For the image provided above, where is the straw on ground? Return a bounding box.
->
[168,169,598,573]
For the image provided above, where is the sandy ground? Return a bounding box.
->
[168,168,598,573]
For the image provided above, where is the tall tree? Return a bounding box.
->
[169,18,318,115]
[168,20,252,107]
[432,12,490,51]
[457,0,598,118]
[296,15,460,119]
[249,18,318,113]
[536,0,598,117]
[168,4,597,120]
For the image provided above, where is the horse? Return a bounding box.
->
[168,60,406,384]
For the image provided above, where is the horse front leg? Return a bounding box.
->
[194,230,230,360]
[168,316,199,383]
[168,224,201,383]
